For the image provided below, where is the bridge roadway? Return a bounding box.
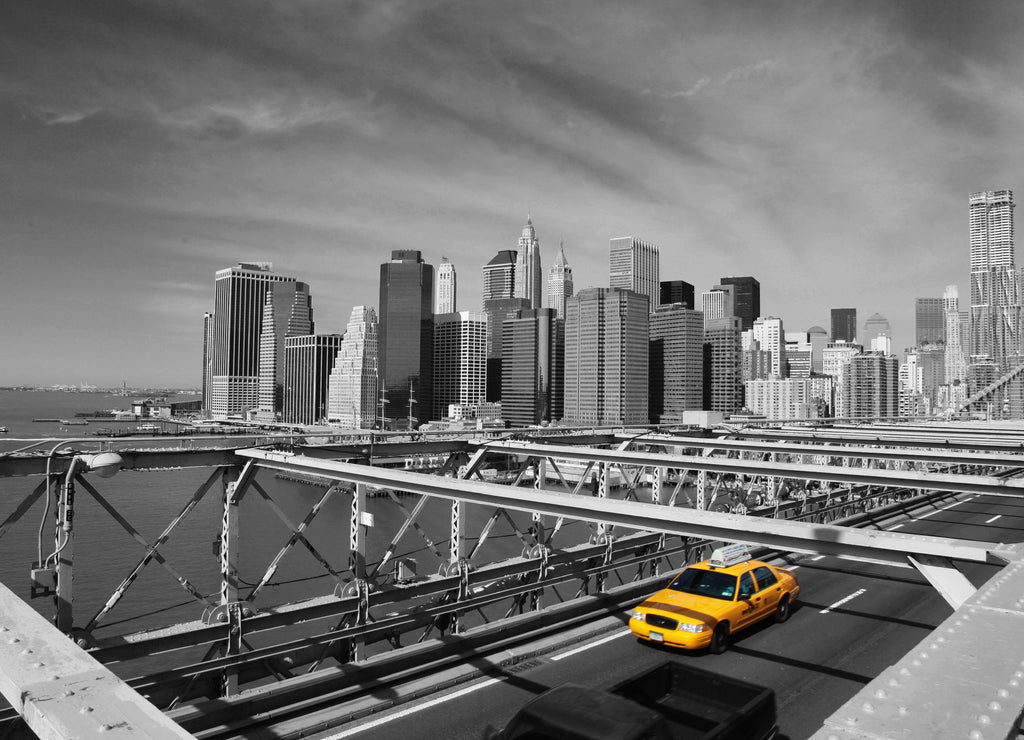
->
[319,490,1024,740]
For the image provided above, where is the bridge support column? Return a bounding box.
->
[348,482,369,660]
[54,468,78,634]
[219,465,243,696]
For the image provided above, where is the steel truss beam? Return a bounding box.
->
[627,433,1024,469]
[236,449,1011,573]
[483,440,1024,500]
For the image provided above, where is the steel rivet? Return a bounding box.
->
[978,714,991,725]
[988,701,1001,712]
[7,638,19,644]
[861,701,874,714]
[80,706,93,714]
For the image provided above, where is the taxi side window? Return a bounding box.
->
[753,566,778,590]
[738,572,756,599]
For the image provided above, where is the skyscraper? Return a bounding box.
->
[719,276,760,331]
[256,281,313,422]
[701,285,735,328]
[379,250,434,429]
[915,298,944,346]
[752,316,786,378]
[514,216,543,309]
[327,306,379,429]
[943,286,966,380]
[209,262,303,419]
[609,237,660,311]
[547,241,574,320]
[282,333,343,425]
[831,308,857,343]
[862,313,892,354]
[501,308,564,426]
[432,312,487,422]
[564,288,649,425]
[202,312,213,414]
[660,280,695,309]
[483,250,517,302]
[703,316,743,415]
[649,305,704,422]
[435,257,457,314]
[969,190,1016,365]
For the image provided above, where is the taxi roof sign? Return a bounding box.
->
[708,544,751,569]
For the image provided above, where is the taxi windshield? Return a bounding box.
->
[667,567,737,601]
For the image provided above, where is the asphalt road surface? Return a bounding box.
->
[321,492,1024,740]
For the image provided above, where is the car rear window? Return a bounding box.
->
[667,568,737,601]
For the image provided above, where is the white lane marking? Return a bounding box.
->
[986,515,1002,524]
[811,555,825,561]
[819,588,867,615]
[323,677,505,738]
[889,523,904,530]
[552,630,631,661]
[917,500,966,520]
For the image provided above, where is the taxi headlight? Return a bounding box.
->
[678,622,709,633]
[630,610,645,622]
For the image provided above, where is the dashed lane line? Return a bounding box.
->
[819,588,867,615]
[986,514,1002,524]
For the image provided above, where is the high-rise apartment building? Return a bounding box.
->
[379,250,434,429]
[327,306,379,429]
[435,257,457,314]
[823,341,862,418]
[256,281,314,422]
[915,298,945,346]
[660,280,695,309]
[784,331,812,378]
[514,216,543,309]
[609,237,660,311]
[432,312,487,422]
[703,316,743,415]
[649,305,704,422]
[547,242,574,320]
[752,316,786,378]
[209,263,304,419]
[831,308,857,343]
[845,352,899,419]
[745,378,825,420]
[501,308,564,426]
[719,277,760,331]
[564,288,649,425]
[701,285,735,328]
[282,334,343,425]
[969,190,1017,366]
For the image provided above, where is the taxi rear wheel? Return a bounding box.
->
[775,595,791,623]
[710,622,730,654]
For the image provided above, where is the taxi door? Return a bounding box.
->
[751,565,782,621]
[735,571,760,629]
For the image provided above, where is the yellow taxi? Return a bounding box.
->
[629,544,800,653]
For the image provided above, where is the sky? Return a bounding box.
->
[3,1,1024,388]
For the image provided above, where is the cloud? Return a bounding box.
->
[23,103,101,125]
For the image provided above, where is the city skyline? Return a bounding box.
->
[4,2,1024,386]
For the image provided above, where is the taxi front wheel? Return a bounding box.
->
[710,622,730,654]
